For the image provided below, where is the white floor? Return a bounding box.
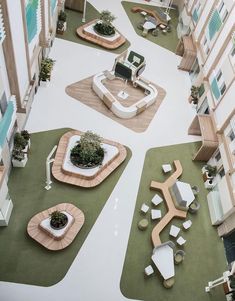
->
[0,1,201,300]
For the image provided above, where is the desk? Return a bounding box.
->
[151,245,175,280]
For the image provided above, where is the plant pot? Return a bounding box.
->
[50,214,68,230]
[40,80,50,87]
[56,28,64,35]
[12,155,28,167]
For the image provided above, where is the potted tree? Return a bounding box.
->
[94,10,116,37]
[21,130,31,149]
[57,10,67,34]
[39,58,55,87]
[70,131,105,168]
[50,210,68,230]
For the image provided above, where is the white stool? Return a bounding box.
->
[151,209,161,220]
[169,225,180,237]
[183,220,192,230]
[162,164,172,173]
[141,203,149,214]
[144,265,154,276]
[151,194,163,206]
[177,236,186,246]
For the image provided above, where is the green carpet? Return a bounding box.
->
[120,142,227,301]
[56,3,130,54]
[0,128,131,286]
[122,1,179,53]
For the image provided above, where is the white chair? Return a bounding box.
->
[169,225,180,237]
[144,265,154,276]
[162,164,172,173]
[177,236,186,246]
[183,220,192,230]
[151,209,161,220]
[151,194,163,206]
[141,203,149,214]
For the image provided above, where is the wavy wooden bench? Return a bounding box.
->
[150,160,187,247]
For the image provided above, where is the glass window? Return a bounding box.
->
[218,167,225,178]
[220,82,226,95]
[216,70,222,82]
[215,151,221,162]
[228,130,235,142]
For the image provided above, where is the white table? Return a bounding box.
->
[151,194,163,206]
[142,21,156,36]
[174,181,195,207]
[151,245,175,280]
[169,225,180,237]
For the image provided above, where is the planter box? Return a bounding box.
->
[12,155,28,167]
[40,80,50,87]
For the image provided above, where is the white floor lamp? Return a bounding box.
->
[82,0,87,23]
[45,145,57,190]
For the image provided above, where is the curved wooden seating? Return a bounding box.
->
[52,130,127,188]
[131,6,168,26]
[27,203,85,251]
[150,160,187,247]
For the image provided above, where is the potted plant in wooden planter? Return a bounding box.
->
[57,10,67,34]
[94,10,116,37]
[50,210,68,230]
[39,58,55,86]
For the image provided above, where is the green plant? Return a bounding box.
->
[14,132,27,149]
[205,164,217,177]
[21,130,30,141]
[99,10,116,25]
[94,10,116,36]
[190,85,199,103]
[50,211,68,229]
[12,147,25,161]
[70,131,105,167]
[58,10,67,22]
[39,58,55,82]
[57,20,65,31]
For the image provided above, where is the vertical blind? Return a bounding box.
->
[208,9,222,40]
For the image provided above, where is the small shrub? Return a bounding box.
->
[94,10,116,36]
[21,130,30,141]
[12,147,25,161]
[70,131,104,167]
[39,58,55,82]
[58,10,67,22]
[50,211,68,229]
[205,164,217,177]
[14,132,27,149]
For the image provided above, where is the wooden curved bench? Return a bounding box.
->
[150,160,187,247]
[131,6,168,27]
